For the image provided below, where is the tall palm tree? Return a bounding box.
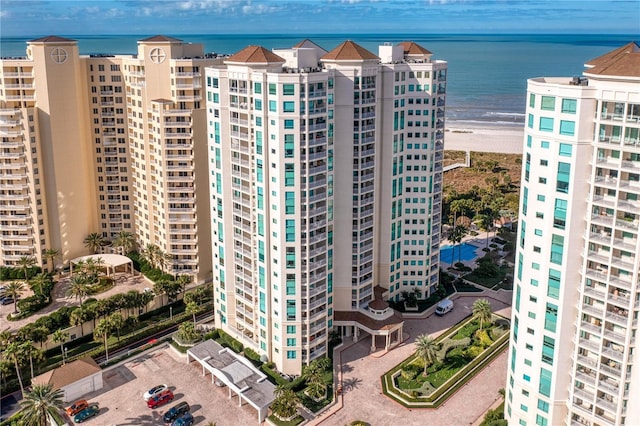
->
[17,255,37,281]
[141,244,161,269]
[70,307,91,337]
[29,272,51,298]
[450,224,468,264]
[21,340,44,380]
[42,248,61,273]
[113,231,136,255]
[186,301,199,327]
[83,232,105,254]
[94,317,113,362]
[109,313,125,342]
[414,334,439,377]
[5,280,25,314]
[472,298,493,331]
[5,341,26,395]
[19,383,65,426]
[52,330,69,364]
[176,274,191,296]
[66,275,90,305]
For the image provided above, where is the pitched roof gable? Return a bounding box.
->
[321,40,379,61]
[292,39,328,54]
[29,35,76,43]
[226,45,285,64]
[139,35,183,43]
[31,356,101,389]
[399,41,432,56]
[584,42,640,78]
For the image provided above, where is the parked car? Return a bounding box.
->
[73,404,100,423]
[172,412,194,426]
[142,384,168,401]
[147,389,174,409]
[435,299,454,315]
[65,399,89,416]
[1,297,16,305]
[163,401,190,423]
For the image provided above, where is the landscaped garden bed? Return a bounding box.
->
[381,304,510,408]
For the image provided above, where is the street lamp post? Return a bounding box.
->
[170,306,173,321]
[63,347,68,364]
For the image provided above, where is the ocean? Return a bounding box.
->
[0,33,635,124]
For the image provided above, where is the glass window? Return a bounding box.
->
[539,368,552,397]
[255,99,262,111]
[541,141,550,149]
[550,234,564,265]
[542,336,555,365]
[284,134,294,158]
[537,399,549,413]
[285,219,295,242]
[541,96,555,111]
[553,199,567,229]
[283,101,295,112]
[283,84,295,95]
[269,83,276,95]
[559,143,572,157]
[285,192,295,214]
[269,100,277,112]
[528,114,534,129]
[544,303,557,332]
[561,98,576,113]
[529,93,535,108]
[559,120,575,136]
[284,119,294,129]
[285,164,295,186]
[287,350,296,359]
[556,162,570,193]
[539,117,554,132]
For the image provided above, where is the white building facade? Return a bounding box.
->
[506,42,640,426]
[206,40,446,375]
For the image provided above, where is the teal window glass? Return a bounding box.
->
[527,114,534,128]
[541,141,550,149]
[539,117,554,132]
[529,93,535,108]
[285,192,295,214]
[284,119,294,129]
[257,213,264,236]
[537,194,545,201]
[511,347,517,372]
[556,162,570,193]
[257,187,264,209]
[284,134,294,158]
[286,252,295,269]
[520,220,526,247]
[547,269,560,299]
[287,350,296,359]
[515,284,521,312]
[541,336,555,365]
[517,253,523,281]
[544,303,557,332]
[286,300,295,320]
[537,399,549,413]
[285,220,295,242]
[256,130,263,155]
[513,316,519,343]
[284,164,294,186]
[268,83,276,95]
[213,93,219,103]
[559,143,572,157]
[283,84,295,95]
[527,135,532,148]
[254,82,262,94]
[286,338,296,346]
[286,275,296,295]
[522,187,529,215]
[550,234,564,265]
[212,78,219,88]
[256,159,263,183]
[525,153,530,182]
[536,415,548,426]
[561,98,576,113]
[553,199,567,229]
[539,368,552,397]
[541,96,555,111]
[559,120,575,136]
[259,292,266,314]
[286,325,296,333]
[269,100,277,112]
[283,101,295,112]
[255,99,262,110]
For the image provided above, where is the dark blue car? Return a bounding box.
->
[163,401,190,423]
[172,412,194,426]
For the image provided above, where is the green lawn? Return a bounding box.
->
[463,265,509,288]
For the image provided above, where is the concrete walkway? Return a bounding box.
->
[310,291,511,426]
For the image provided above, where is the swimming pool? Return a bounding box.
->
[440,243,479,264]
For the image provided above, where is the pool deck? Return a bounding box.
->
[440,230,495,267]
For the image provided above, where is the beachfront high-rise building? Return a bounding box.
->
[506,42,640,426]
[0,36,215,281]
[206,40,447,374]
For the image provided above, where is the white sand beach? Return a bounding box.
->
[445,122,525,154]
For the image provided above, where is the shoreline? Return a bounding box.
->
[445,121,524,154]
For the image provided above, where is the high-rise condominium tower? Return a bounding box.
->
[506,42,640,426]
[206,40,447,374]
[0,36,213,281]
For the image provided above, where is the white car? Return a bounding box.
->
[142,384,168,401]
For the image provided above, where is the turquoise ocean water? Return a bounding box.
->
[1,34,636,124]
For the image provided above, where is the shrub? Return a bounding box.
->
[475,329,493,348]
[401,365,420,381]
[244,347,262,364]
[203,329,220,340]
[464,345,484,359]
[16,295,48,314]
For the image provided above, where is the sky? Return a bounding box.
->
[0,0,639,37]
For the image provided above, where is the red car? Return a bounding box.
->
[147,389,174,409]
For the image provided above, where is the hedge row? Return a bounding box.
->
[0,266,41,281]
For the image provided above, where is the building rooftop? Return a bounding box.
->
[29,35,76,43]
[139,35,183,43]
[31,356,101,389]
[292,39,329,54]
[334,310,403,331]
[226,45,285,64]
[399,41,432,56]
[321,40,379,61]
[584,41,640,78]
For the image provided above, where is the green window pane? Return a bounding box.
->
[283,101,295,112]
[547,269,560,299]
[284,119,294,129]
[255,99,262,111]
[544,303,557,332]
[254,82,262,94]
[559,143,572,157]
[561,98,576,113]
[539,117,554,132]
[269,100,276,112]
[269,83,276,95]
[553,199,567,229]
[542,336,555,365]
[285,219,295,242]
[550,234,564,265]
[539,368,552,397]
[257,214,264,236]
[529,93,535,108]
[559,120,575,136]
[541,96,555,111]
[283,84,295,95]
[556,162,570,194]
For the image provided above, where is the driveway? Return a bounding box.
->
[312,294,511,426]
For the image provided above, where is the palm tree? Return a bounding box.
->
[66,275,90,305]
[113,231,136,255]
[5,280,25,314]
[303,357,330,400]
[186,301,199,327]
[52,330,69,364]
[472,298,493,331]
[109,313,125,342]
[70,307,89,337]
[414,334,439,377]
[42,248,61,273]
[271,384,300,420]
[29,272,51,298]
[94,317,113,362]
[19,383,65,426]
[141,244,161,269]
[21,341,44,380]
[176,274,191,296]
[450,224,468,264]
[17,255,37,281]
[83,232,105,254]
[5,341,26,395]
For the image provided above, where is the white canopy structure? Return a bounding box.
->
[70,254,134,277]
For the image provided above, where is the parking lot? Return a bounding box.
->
[70,344,259,426]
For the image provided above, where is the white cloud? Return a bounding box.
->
[0,10,9,18]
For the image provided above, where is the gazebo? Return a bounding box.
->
[70,254,134,277]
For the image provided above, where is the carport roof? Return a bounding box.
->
[188,340,275,408]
